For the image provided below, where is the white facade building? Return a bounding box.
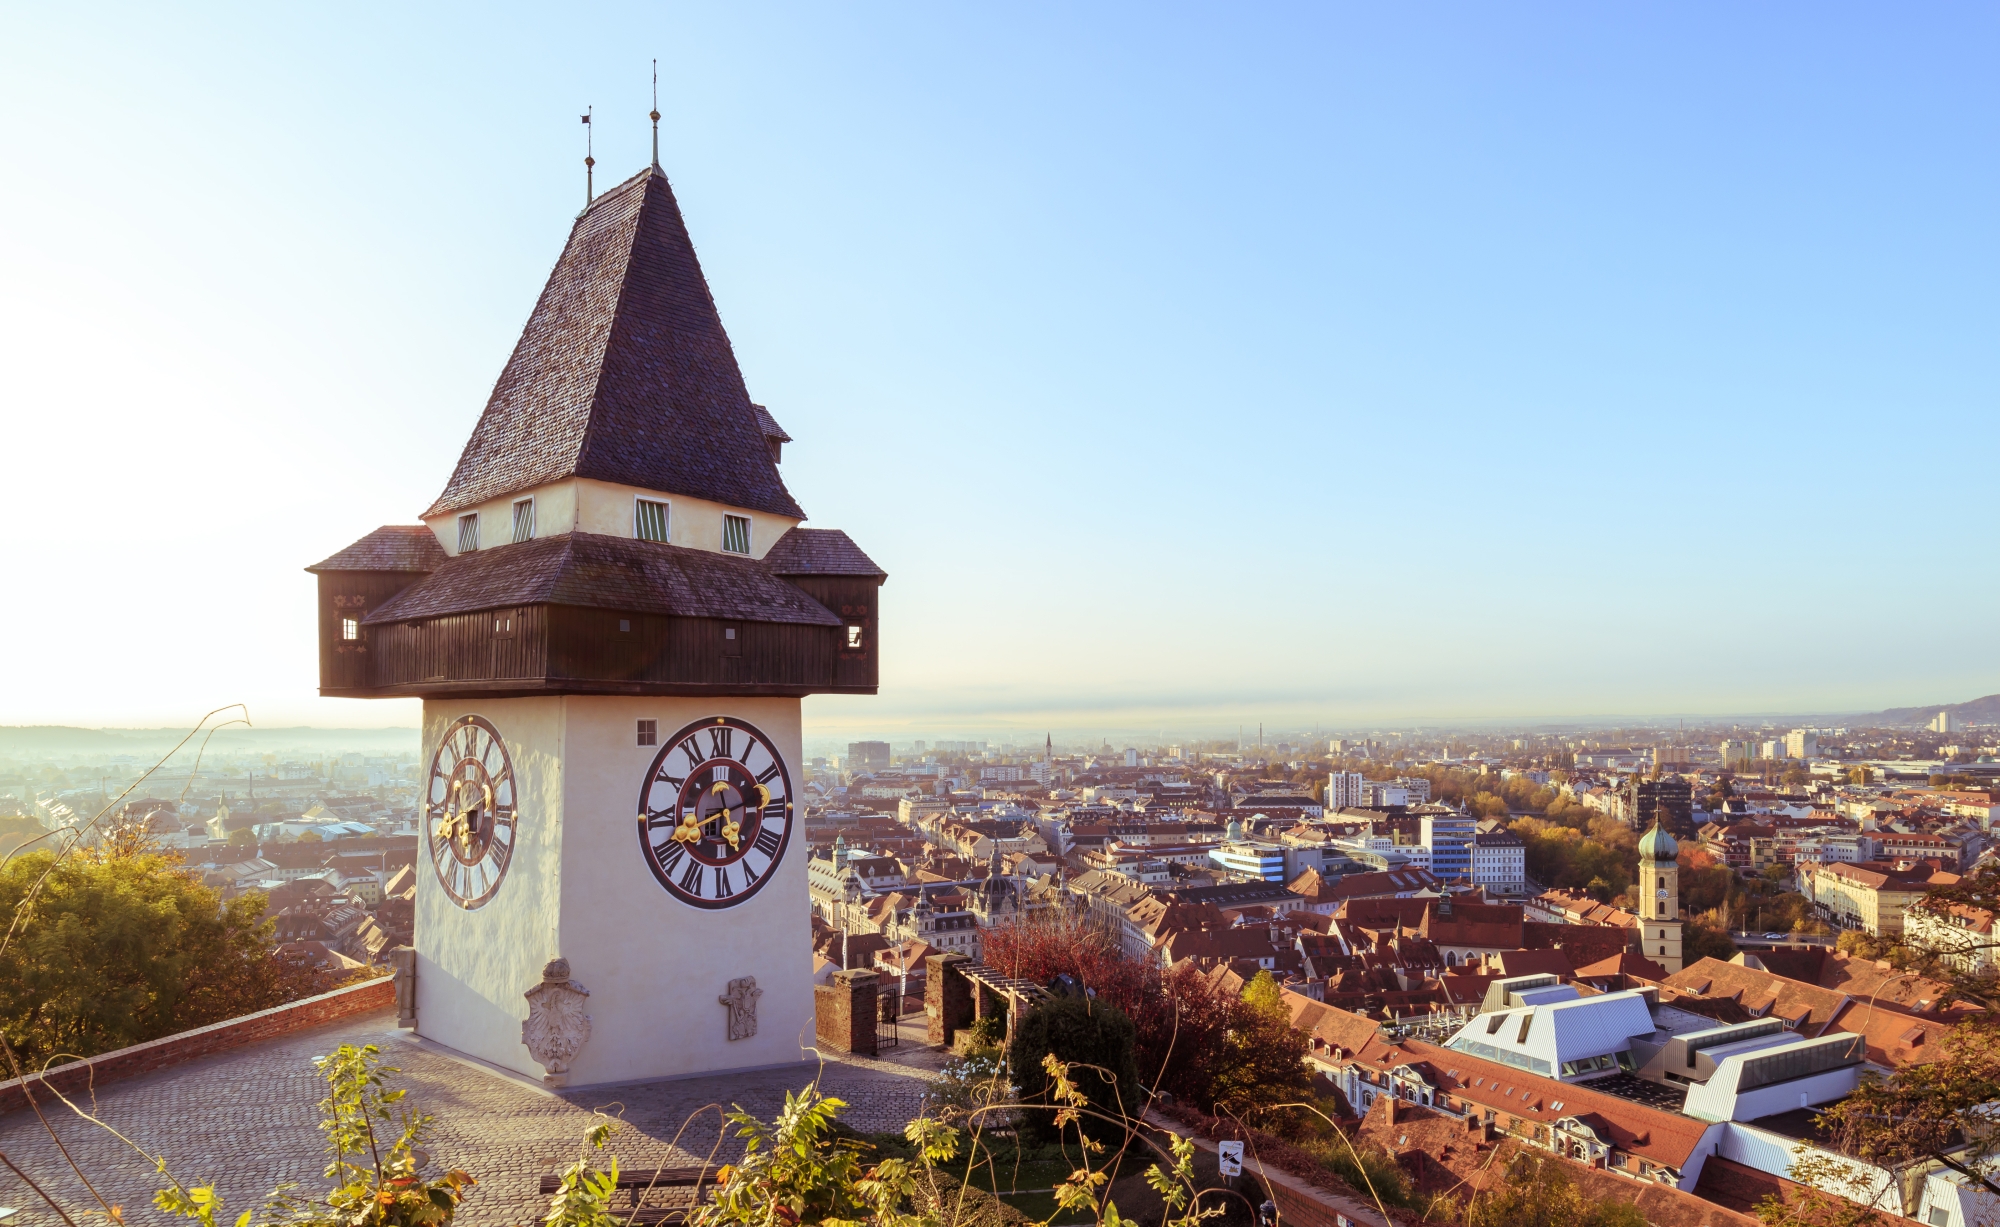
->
[1469,831,1526,895]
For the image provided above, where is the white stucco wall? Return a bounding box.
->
[415,694,812,1087]
[424,478,801,560]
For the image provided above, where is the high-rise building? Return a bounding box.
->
[1932,711,1963,735]
[1784,730,1818,760]
[1326,771,1365,809]
[1634,777,1694,836]
[848,741,891,773]
[1421,813,1476,883]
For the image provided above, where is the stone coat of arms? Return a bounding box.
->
[522,957,591,1085]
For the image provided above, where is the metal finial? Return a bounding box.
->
[581,106,595,206]
[650,59,661,170]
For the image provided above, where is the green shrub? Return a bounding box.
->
[1008,995,1141,1146]
[968,1013,1008,1046]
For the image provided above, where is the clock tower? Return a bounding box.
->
[306,164,884,1086]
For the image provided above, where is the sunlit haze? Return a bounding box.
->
[3,4,1996,741]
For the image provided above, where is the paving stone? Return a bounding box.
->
[0,1009,951,1227]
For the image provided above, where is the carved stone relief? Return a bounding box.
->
[719,975,762,1041]
[522,957,592,1085]
[390,946,417,1028]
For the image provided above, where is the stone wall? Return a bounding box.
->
[814,968,879,1055]
[0,977,395,1117]
[924,952,973,1046]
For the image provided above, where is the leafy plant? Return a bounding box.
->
[689,1087,960,1227]
[153,1043,473,1227]
[967,1014,1008,1048]
[924,1052,1013,1126]
[541,1120,621,1227]
[1009,996,1141,1147]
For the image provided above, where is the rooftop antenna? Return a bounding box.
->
[650,59,661,170]
[581,106,595,206]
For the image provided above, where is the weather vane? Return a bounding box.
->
[651,59,662,170]
[581,105,594,205]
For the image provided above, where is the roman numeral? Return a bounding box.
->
[754,827,782,857]
[741,858,759,885]
[654,765,686,790]
[708,727,733,759]
[679,737,704,771]
[756,763,781,785]
[657,843,684,873]
[678,858,704,895]
[713,867,734,898]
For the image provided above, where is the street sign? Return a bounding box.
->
[1217,1140,1244,1178]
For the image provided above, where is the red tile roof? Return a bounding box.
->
[1660,958,1849,1033]
[1391,1036,1717,1169]
[1359,1103,1757,1227]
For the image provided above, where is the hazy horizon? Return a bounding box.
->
[4,5,1995,731]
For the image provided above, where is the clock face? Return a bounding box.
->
[636,716,794,909]
[424,715,518,909]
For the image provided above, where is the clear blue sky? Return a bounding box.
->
[1,4,1994,739]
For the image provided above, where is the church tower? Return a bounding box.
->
[1636,820,1683,973]
[305,165,884,1087]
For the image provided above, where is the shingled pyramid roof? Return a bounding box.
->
[425,167,805,521]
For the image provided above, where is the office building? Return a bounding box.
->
[848,741,891,773]
[1421,813,1476,884]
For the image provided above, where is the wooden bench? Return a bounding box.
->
[535,1166,717,1224]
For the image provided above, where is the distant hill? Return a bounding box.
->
[1866,694,2000,727]
[0,725,419,759]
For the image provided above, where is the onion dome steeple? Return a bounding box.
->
[1638,819,1679,863]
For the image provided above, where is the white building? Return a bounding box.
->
[1933,710,1963,734]
[1785,730,1819,760]
[1362,782,1410,808]
[1326,771,1366,809]
[1469,831,1526,895]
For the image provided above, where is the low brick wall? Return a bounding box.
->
[0,977,395,1116]
[815,969,880,1055]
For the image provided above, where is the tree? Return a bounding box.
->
[1009,994,1142,1146]
[1465,1153,1646,1227]
[1212,972,1312,1119]
[1893,862,2000,1005]
[1683,913,1739,963]
[983,913,1219,1103]
[0,846,329,1067]
[1807,1020,2000,1204]
[227,826,258,848]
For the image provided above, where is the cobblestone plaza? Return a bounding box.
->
[0,1010,947,1227]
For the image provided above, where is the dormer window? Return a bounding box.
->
[512,498,535,543]
[635,498,670,544]
[722,514,751,555]
[457,513,479,553]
